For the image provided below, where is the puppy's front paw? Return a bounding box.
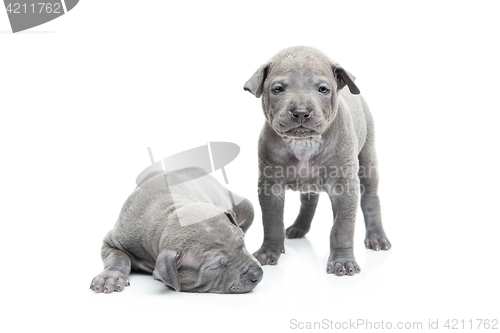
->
[365,230,391,251]
[253,245,284,266]
[90,270,129,293]
[326,249,360,276]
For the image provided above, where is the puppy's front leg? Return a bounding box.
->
[90,241,131,293]
[327,178,361,276]
[253,177,285,265]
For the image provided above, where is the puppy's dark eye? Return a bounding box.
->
[273,86,284,94]
[318,86,329,94]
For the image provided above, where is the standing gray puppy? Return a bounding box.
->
[244,46,391,276]
[90,167,263,293]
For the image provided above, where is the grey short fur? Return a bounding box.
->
[90,167,263,293]
[244,46,391,276]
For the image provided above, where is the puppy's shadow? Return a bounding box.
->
[285,237,318,265]
[360,248,393,281]
[284,237,327,289]
[129,270,173,295]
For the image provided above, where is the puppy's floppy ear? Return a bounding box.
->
[153,250,182,292]
[244,64,269,98]
[332,66,360,95]
[224,210,238,227]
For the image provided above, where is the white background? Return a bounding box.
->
[1,1,499,332]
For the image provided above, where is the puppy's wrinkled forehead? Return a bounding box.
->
[200,220,242,247]
[269,53,333,82]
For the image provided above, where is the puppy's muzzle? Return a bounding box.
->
[288,108,313,125]
[230,263,263,293]
[244,264,264,285]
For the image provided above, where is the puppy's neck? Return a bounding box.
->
[283,136,323,161]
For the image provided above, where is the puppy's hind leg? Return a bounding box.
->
[358,135,391,251]
[90,241,131,293]
[286,192,319,238]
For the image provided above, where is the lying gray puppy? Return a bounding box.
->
[244,46,391,276]
[90,167,263,293]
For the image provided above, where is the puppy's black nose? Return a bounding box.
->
[289,109,312,124]
[246,265,264,285]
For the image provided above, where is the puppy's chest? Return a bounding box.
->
[282,159,331,192]
[282,140,333,192]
